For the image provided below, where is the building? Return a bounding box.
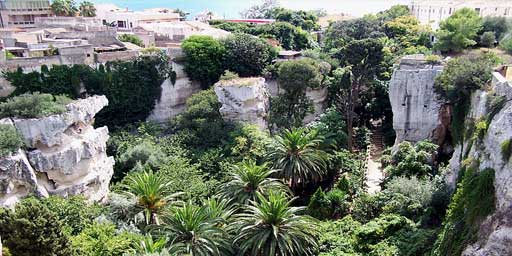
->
[410,0,512,30]
[0,0,51,28]
[95,4,181,30]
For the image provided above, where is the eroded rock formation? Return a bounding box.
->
[447,73,512,255]
[148,62,202,123]
[0,96,113,207]
[389,55,448,146]
[214,77,269,129]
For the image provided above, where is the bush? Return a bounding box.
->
[382,140,438,180]
[72,222,140,256]
[480,31,496,47]
[219,70,239,80]
[41,196,105,236]
[226,123,271,161]
[0,93,71,118]
[434,8,483,52]
[114,140,167,182]
[118,34,144,47]
[221,33,277,77]
[0,124,23,157]
[500,37,512,54]
[182,35,226,88]
[425,54,441,64]
[0,198,74,256]
[501,139,512,161]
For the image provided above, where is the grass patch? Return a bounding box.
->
[433,167,496,256]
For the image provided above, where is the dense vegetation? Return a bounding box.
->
[3,54,172,128]
[1,2,508,255]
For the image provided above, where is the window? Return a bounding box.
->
[449,8,452,14]
[475,8,481,14]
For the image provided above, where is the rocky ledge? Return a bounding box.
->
[0,96,114,207]
[214,77,269,129]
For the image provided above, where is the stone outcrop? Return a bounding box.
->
[444,72,512,256]
[148,62,202,123]
[0,96,113,207]
[214,77,269,129]
[389,55,448,146]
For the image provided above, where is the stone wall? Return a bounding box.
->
[214,77,269,129]
[95,50,139,64]
[0,96,114,207]
[389,55,448,146]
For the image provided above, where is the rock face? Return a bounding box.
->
[148,62,202,123]
[389,55,448,146]
[445,72,512,256]
[0,96,113,207]
[214,77,269,129]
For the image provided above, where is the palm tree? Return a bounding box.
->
[122,169,182,225]
[266,128,330,190]
[233,192,319,256]
[164,202,233,256]
[131,234,168,255]
[219,161,289,205]
[79,1,96,17]
[50,0,77,16]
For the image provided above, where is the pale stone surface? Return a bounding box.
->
[0,96,113,207]
[214,77,269,129]
[445,73,512,256]
[148,62,202,123]
[389,55,446,146]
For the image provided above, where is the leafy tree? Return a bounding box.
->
[121,169,182,225]
[482,16,511,40]
[267,7,320,31]
[233,192,319,256]
[219,161,288,204]
[50,0,78,16]
[376,5,410,22]
[334,38,385,150]
[254,22,312,50]
[79,1,96,17]
[309,108,348,149]
[480,31,496,47]
[226,124,271,161]
[0,198,74,256]
[164,202,232,256]
[434,8,483,52]
[182,36,226,88]
[119,34,144,47]
[324,16,383,50]
[222,33,277,77]
[384,15,431,49]
[307,188,348,220]
[269,59,324,129]
[267,128,330,190]
[240,0,277,19]
[0,124,23,157]
[435,54,499,143]
[114,140,167,182]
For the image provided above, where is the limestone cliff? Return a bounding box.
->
[447,72,512,255]
[148,62,201,123]
[389,55,449,146]
[214,77,269,129]
[0,96,113,207]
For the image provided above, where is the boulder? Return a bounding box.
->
[214,77,269,129]
[0,96,113,207]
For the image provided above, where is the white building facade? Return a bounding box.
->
[410,0,512,30]
[95,4,180,30]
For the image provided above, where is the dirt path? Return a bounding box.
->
[366,129,384,194]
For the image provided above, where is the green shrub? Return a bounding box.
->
[221,33,277,77]
[71,222,140,256]
[0,198,74,256]
[473,120,488,141]
[219,70,239,80]
[434,8,482,52]
[0,93,70,118]
[433,167,496,256]
[182,35,226,88]
[425,54,441,64]
[501,139,512,161]
[0,124,23,157]
[501,37,512,54]
[480,31,496,47]
[118,34,144,47]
